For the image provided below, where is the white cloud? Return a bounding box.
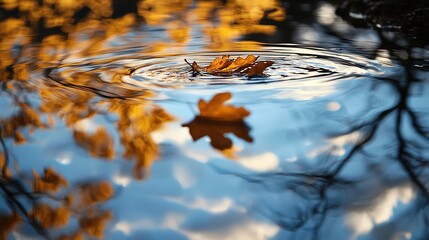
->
[238,152,279,172]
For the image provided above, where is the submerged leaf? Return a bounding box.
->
[197,92,249,121]
[183,92,252,150]
[183,117,253,150]
[185,55,273,77]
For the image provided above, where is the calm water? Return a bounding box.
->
[1,0,429,239]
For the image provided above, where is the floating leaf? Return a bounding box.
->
[197,92,249,122]
[185,55,273,77]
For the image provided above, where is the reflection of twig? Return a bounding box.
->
[213,45,429,238]
[0,183,49,238]
[184,59,193,68]
[406,108,429,141]
[44,66,148,100]
[44,68,128,99]
[0,132,49,238]
[394,55,429,197]
[0,126,10,177]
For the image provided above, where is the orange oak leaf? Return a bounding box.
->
[185,55,273,77]
[183,92,252,150]
[197,92,249,121]
[183,117,253,150]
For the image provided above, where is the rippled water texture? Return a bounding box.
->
[1,1,429,240]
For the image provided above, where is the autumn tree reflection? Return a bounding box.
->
[0,0,285,168]
[0,0,286,65]
[42,67,174,178]
[213,46,429,239]
[0,2,181,236]
[1,65,173,179]
[0,211,20,240]
[0,0,288,238]
[0,148,115,239]
[0,0,186,180]
[106,98,174,179]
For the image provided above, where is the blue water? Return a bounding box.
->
[1,1,429,239]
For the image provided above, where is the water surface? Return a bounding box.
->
[1,1,429,239]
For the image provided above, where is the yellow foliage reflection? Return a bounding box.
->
[33,167,68,193]
[31,204,70,228]
[0,102,47,144]
[39,84,96,127]
[79,211,112,238]
[0,166,115,239]
[197,0,286,48]
[0,0,286,65]
[0,1,281,237]
[37,70,173,177]
[79,181,114,205]
[0,212,21,240]
[0,0,278,179]
[139,0,192,25]
[106,99,174,179]
[74,128,115,159]
[138,0,286,49]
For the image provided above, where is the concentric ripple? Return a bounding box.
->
[48,44,398,102]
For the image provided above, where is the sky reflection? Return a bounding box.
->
[1,0,429,239]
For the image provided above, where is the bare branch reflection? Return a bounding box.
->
[0,146,116,239]
[212,46,429,239]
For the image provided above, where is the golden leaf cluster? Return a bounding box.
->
[0,212,20,240]
[186,55,274,77]
[107,99,174,179]
[31,204,70,228]
[74,128,115,159]
[33,168,68,193]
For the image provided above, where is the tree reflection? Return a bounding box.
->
[0,0,286,63]
[1,63,173,179]
[213,45,429,239]
[106,98,174,179]
[0,147,115,239]
[0,2,186,237]
[3,0,428,239]
[0,0,284,178]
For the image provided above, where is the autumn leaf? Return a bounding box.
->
[183,117,253,150]
[183,92,252,150]
[185,55,273,77]
[197,92,249,122]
